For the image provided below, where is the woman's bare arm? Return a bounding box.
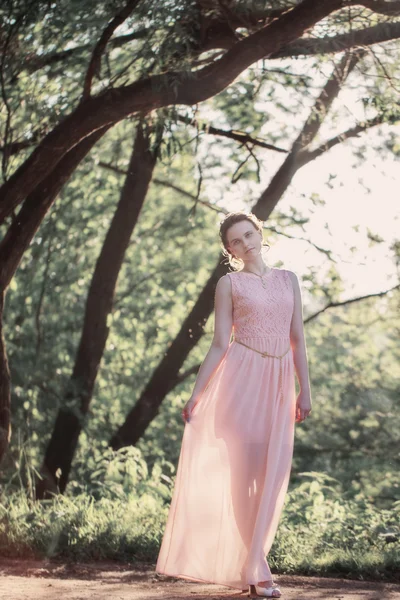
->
[183,274,233,418]
[288,271,312,421]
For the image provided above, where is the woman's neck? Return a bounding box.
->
[242,257,270,274]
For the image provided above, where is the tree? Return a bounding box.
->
[1,0,400,462]
[35,121,160,497]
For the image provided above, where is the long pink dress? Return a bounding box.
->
[156,267,296,590]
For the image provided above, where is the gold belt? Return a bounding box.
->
[233,337,291,403]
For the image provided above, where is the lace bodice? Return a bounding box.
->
[227,268,294,338]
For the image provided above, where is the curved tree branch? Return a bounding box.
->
[82,0,142,100]
[0,125,110,290]
[2,0,400,223]
[99,160,223,213]
[16,3,400,78]
[351,0,400,15]
[271,21,400,58]
[22,30,148,76]
[298,113,400,165]
[235,0,400,22]
[293,51,364,151]
[0,0,347,223]
[176,114,288,152]
[304,283,400,324]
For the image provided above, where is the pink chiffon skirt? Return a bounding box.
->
[156,335,296,590]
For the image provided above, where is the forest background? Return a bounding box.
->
[0,0,399,580]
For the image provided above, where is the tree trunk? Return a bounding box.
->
[0,129,109,291]
[0,128,109,465]
[0,291,11,460]
[35,122,158,497]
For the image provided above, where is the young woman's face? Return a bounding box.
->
[226,220,262,261]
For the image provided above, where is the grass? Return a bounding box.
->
[0,451,399,581]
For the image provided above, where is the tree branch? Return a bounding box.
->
[82,0,142,100]
[15,3,400,79]
[0,129,44,156]
[0,0,348,224]
[22,30,148,76]
[294,51,363,151]
[350,0,400,15]
[250,51,361,219]
[271,21,400,59]
[298,113,399,164]
[0,127,109,290]
[265,224,336,261]
[177,114,288,153]
[234,0,400,23]
[304,283,400,324]
[98,160,222,213]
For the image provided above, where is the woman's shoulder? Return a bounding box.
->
[216,272,233,289]
[217,271,242,295]
[278,267,295,274]
[279,268,301,286]
[219,270,240,281]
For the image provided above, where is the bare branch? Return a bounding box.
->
[271,21,400,59]
[304,283,400,324]
[369,46,400,94]
[98,160,222,213]
[350,0,400,15]
[98,161,131,177]
[177,114,288,153]
[265,225,336,261]
[298,113,399,165]
[155,178,222,213]
[22,30,148,76]
[231,150,252,184]
[82,0,142,101]
[0,129,44,156]
[232,0,400,24]
[294,51,364,151]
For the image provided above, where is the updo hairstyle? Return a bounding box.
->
[219,211,270,272]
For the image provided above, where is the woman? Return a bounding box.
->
[156,211,312,597]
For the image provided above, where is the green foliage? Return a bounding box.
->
[272,472,400,579]
[0,445,169,560]
[291,289,400,507]
[1,466,399,578]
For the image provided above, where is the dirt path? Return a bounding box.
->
[0,559,399,599]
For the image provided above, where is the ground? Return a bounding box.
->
[0,560,399,599]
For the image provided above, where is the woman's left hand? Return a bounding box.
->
[295,390,312,423]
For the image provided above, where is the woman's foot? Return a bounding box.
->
[254,579,281,597]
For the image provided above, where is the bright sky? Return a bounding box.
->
[194,58,400,301]
[270,142,399,297]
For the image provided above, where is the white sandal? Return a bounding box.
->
[252,583,282,597]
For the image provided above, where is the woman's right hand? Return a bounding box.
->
[181,396,198,424]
